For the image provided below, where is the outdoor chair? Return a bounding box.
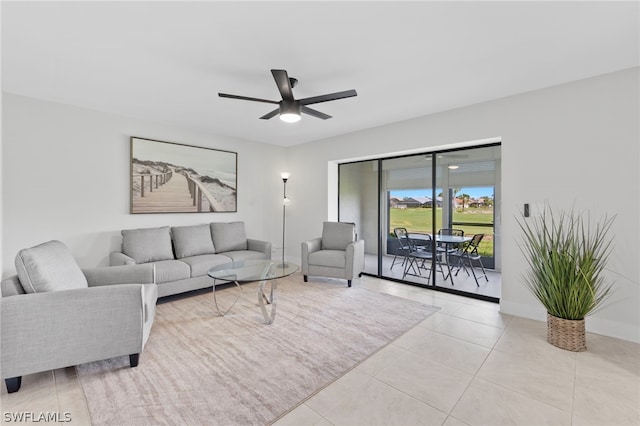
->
[394,228,446,281]
[449,233,489,286]
[390,227,412,269]
[437,228,465,253]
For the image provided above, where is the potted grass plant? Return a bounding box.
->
[517,206,615,351]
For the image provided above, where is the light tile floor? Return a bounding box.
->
[2,276,639,426]
[273,276,640,426]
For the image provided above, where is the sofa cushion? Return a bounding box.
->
[322,222,356,250]
[172,224,216,259]
[223,250,269,265]
[122,226,174,264]
[179,254,232,277]
[152,260,191,284]
[15,240,88,293]
[211,222,248,253]
[308,250,347,269]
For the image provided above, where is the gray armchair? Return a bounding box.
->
[301,221,365,287]
[0,240,157,393]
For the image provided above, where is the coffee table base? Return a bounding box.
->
[258,279,277,324]
[213,278,278,324]
[212,280,242,317]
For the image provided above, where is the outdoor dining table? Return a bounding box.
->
[408,233,472,285]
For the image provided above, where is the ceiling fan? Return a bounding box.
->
[218,69,357,123]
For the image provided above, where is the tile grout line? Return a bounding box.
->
[445,308,510,422]
[461,317,577,418]
[569,351,578,426]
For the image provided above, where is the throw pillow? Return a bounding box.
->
[172,224,216,259]
[15,240,88,293]
[122,226,174,263]
[210,222,248,253]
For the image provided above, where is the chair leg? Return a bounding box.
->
[436,257,449,283]
[390,254,399,269]
[469,263,480,286]
[303,275,308,282]
[454,254,471,277]
[347,280,352,287]
[5,376,22,393]
[402,256,416,279]
[477,258,489,282]
[129,353,140,368]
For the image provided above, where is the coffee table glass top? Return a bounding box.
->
[208,259,298,282]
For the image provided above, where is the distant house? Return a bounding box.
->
[390,197,421,209]
[416,196,442,208]
[389,197,403,209]
[414,196,430,206]
[468,197,488,208]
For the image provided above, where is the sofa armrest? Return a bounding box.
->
[345,239,365,279]
[0,284,155,380]
[83,264,156,287]
[1,275,25,297]
[247,239,272,258]
[301,237,322,274]
[110,251,136,266]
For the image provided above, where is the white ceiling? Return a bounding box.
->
[2,1,638,147]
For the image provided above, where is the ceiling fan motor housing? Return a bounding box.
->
[280,101,301,115]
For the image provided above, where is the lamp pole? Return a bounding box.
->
[280,172,290,268]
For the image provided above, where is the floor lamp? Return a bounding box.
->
[280,172,290,268]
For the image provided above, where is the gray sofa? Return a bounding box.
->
[1,240,157,393]
[110,221,271,298]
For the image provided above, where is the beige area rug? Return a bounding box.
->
[77,274,439,425]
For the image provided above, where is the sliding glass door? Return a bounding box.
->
[338,143,501,301]
[338,160,379,275]
[380,155,437,285]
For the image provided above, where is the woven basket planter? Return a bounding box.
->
[547,313,586,352]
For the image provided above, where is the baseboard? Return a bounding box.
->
[500,300,640,344]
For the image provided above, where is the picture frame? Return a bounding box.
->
[130,137,237,214]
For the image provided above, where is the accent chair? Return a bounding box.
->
[301,221,365,287]
[0,240,157,393]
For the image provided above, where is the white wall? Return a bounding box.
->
[2,69,638,342]
[1,93,286,274]
[287,68,640,342]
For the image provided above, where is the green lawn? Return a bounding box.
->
[389,207,494,256]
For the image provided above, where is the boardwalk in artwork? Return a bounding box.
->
[132,172,197,213]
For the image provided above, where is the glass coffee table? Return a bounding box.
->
[207,260,298,324]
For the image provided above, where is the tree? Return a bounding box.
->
[459,193,470,211]
[481,196,493,207]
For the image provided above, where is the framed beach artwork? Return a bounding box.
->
[130,137,237,214]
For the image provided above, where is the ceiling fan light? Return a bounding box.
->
[280,112,301,123]
[279,102,301,123]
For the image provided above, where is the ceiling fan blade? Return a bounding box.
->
[301,106,332,120]
[259,108,280,120]
[299,89,357,106]
[271,69,295,102]
[218,93,279,104]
